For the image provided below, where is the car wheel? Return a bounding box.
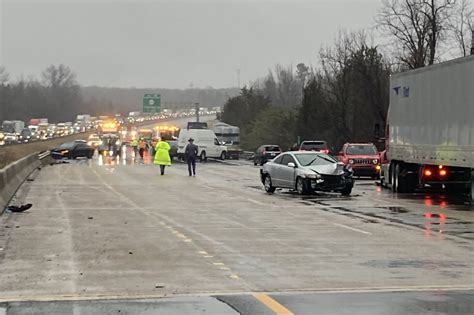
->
[264,175,276,193]
[220,151,227,160]
[200,151,207,162]
[87,151,93,159]
[296,177,309,195]
[340,185,353,196]
[254,158,258,166]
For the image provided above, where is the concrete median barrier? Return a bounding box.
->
[0,152,41,213]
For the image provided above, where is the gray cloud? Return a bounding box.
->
[1,0,380,88]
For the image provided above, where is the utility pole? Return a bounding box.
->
[195,102,200,122]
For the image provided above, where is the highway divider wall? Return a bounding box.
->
[0,132,92,169]
[0,153,41,213]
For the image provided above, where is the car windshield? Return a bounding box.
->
[58,142,75,150]
[346,145,377,155]
[300,142,327,150]
[264,146,280,152]
[295,153,336,166]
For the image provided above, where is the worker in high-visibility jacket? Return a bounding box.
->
[131,138,139,158]
[154,138,171,175]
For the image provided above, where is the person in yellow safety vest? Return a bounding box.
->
[154,138,171,175]
[131,138,139,158]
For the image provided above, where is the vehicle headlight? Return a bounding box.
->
[305,173,321,179]
[61,150,69,154]
[115,140,121,145]
[87,141,92,146]
[348,159,354,164]
[372,159,379,165]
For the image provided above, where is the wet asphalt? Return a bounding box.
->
[0,146,473,314]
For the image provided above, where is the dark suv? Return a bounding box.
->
[254,145,282,166]
[298,140,330,154]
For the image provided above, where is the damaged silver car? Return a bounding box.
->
[260,151,354,195]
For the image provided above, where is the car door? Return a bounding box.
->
[268,155,284,186]
[76,144,89,157]
[279,155,297,188]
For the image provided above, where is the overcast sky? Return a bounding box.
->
[1,0,381,89]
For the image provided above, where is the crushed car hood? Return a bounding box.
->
[305,163,345,176]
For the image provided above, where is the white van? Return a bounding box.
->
[177,129,228,161]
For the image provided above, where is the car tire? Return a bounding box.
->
[264,175,276,193]
[200,151,207,162]
[254,159,258,166]
[296,177,309,195]
[220,151,227,160]
[87,151,93,159]
[340,185,353,196]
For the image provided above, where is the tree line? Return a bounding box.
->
[0,65,239,124]
[221,0,473,152]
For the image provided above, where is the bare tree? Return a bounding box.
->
[449,0,473,56]
[376,0,457,69]
[41,64,77,88]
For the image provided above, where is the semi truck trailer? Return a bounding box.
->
[380,55,474,200]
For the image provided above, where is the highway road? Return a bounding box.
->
[0,147,473,314]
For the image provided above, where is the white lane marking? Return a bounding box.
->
[247,198,265,206]
[333,223,372,235]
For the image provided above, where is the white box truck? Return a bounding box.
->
[380,55,474,199]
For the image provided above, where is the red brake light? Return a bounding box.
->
[424,170,432,177]
[439,169,447,176]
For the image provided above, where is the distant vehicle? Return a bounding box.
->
[187,122,208,130]
[98,134,122,157]
[213,122,240,159]
[260,151,354,195]
[338,143,380,178]
[1,121,22,144]
[51,142,94,159]
[299,140,330,154]
[87,134,101,148]
[254,145,282,166]
[380,54,474,199]
[177,128,227,161]
[19,128,32,143]
[168,140,179,160]
[38,123,49,140]
[156,125,180,141]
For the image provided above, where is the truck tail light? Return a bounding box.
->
[439,169,447,176]
[424,169,432,177]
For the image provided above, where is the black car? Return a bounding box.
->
[51,142,94,159]
[254,145,282,166]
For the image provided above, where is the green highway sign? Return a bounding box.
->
[143,94,161,113]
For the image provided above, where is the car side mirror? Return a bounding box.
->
[287,162,296,168]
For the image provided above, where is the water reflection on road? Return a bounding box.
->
[96,145,155,167]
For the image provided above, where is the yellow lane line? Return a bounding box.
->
[253,293,294,315]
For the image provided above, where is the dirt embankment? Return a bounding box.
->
[0,132,92,169]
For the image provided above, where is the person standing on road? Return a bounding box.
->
[138,138,147,162]
[185,138,198,177]
[154,138,171,175]
[131,138,139,159]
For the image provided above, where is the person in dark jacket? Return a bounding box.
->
[185,138,198,177]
